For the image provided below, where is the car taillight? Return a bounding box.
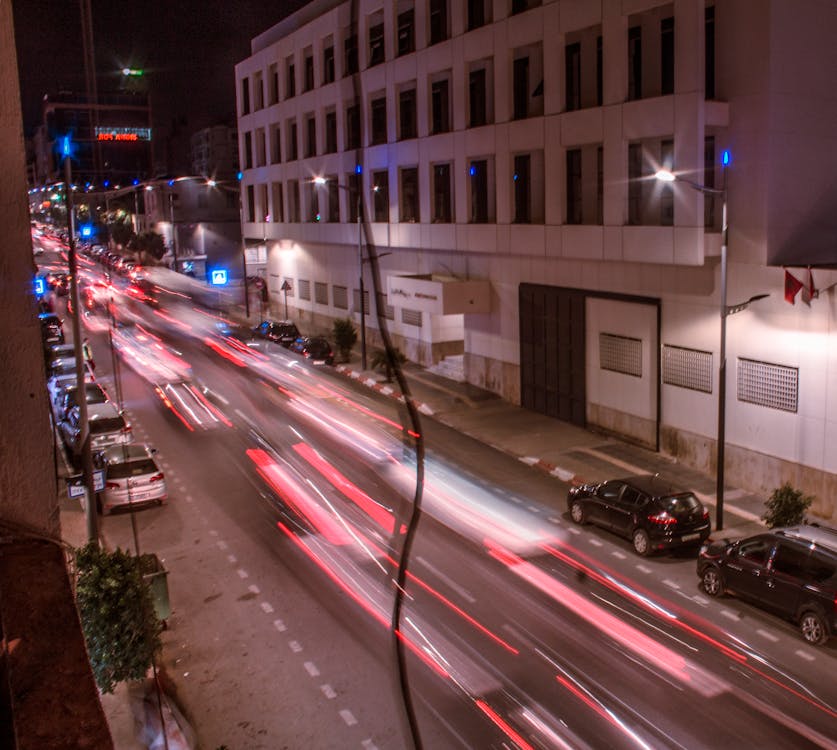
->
[121,424,132,433]
[149,473,165,482]
[702,509,710,521]
[647,511,677,526]
[105,481,121,489]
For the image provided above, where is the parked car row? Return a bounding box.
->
[567,474,837,645]
[250,319,335,366]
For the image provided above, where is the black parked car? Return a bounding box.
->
[567,475,711,556]
[39,312,65,347]
[253,319,301,347]
[698,524,837,645]
[289,336,334,365]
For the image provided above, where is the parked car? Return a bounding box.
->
[59,401,132,462]
[567,474,711,556]
[47,359,95,405]
[44,342,75,374]
[289,336,335,365]
[698,524,837,645]
[39,312,64,346]
[98,443,167,514]
[53,382,109,422]
[252,319,301,347]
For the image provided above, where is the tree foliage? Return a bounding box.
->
[370,347,406,382]
[761,482,814,528]
[128,230,166,264]
[106,212,135,247]
[75,543,162,694]
[332,318,358,362]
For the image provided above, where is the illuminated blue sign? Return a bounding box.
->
[80,224,93,238]
[210,269,228,286]
[34,277,46,296]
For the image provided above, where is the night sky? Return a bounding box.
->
[13,0,309,148]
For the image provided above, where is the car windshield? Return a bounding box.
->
[107,459,157,479]
[662,493,701,514]
[89,417,124,434]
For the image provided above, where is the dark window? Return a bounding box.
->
[661,139,674,225]
[704,136,716,228]
[805,554,837,584]
[565,43,580,112]
[705,7,715,99]
[369,22,385,66]
[371,97,387,144]
[398,9,415,56]
[306,181,319,222]
[511,0,528,14]
[305,115,317,158]
[288,180,300,222]
[244,132,253,169]
[288,121,298,161]
[327,177,340,222]
[347,173,361,222]
[468,0,485,30]
[596,35,603,106]
[241,78,250,115]
[345,35,358,75]
[270,66,279,104]
[469,68,487,127]
[325,111,337,153]
[661,17,674,96]
[429,0,447,45]
[400,167,420,222]
[304,53,315,91]
[372,171,389,221]
[286,60,296,98]
[628,142,642,224]
[566,149,582,224]
[323,45,335,84]
[513,56,529,119]
[273,182,284,222]
[431,79,450,134]
[246,184,255,222]
[628,26,641,100]
[346,104,360,149]
[470,160,488,223]
[513,154,531,223]
[432,163,452,223]
[399,89,417,140]
[772,542,810,578]
[596,145,603,225]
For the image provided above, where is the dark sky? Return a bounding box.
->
[13,0,309,138]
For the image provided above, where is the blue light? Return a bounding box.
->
[104,180,110,188]
[722,149,731,166]
[34,277,46,297]
[168,179,175,187]
[61,136,71,157]
[513,173,519,182]
[80,224,93,238]
[85,182,91,189]
[132,178,139,185]
[355,164,362,174]
[236,171,243,181]
[469,165,476,176]
[210,269,228,286]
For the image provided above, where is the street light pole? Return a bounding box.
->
[357,191,367,371]
[168,191,179,273]
[716,166,729,530]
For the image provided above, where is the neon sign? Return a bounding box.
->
[95,126,152,142]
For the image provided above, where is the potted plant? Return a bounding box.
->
[332,318,357,363]
[761,482,814,528]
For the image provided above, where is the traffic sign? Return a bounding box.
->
[210,269,228,286]
[281,280,292,292]
[34,277,46,296]
[66,470,105,499]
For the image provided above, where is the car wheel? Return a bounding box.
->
[799,610,828,646]
[632,528,651,556]
[570,500,586,525]
[701,567,724,597]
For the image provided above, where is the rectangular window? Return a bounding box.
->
[379,293,395,320]
[369,22,385,66]
[600,333,642,377]
[469,68,487,127]
[325,111,337,153]
[662,345,712,393]
[303,52,315,91]
[627,142,642,225]
[704,136,717,229]
[259,184,269,222]
[269,64,279,104]
[305,114,316,158]
[371,97,387,145]
[327,177,340,222]
[255,128,266,167]
[345,35,358,75]
[705,7,715,99]
[401,308,422,326]
[431,79,450,134]
[399,88,417,140]
[243,131,253,169]
[400,167,419,222]
[288,179,300,222]
[513,154,531,223]
[353,289,370,314]
[565,43,580,112]
[271,182,284,223]
[323,45,335,84]
[661,17,674,96]
[738,359,798,413]
[333,285,349,309]
[429,0,447,45]
[596,35,603,106]
[596,145,604,225]
[627,26,641,101]
[346,104,360,149]
[513,56,529,120]
[315,281,328,305]
[286,57,296,98]
[298,279,311,300]
[306,181,319,222]
[246,184,255,222]
[287,121,298,161]
[347,173,361,222]
[660,138,674,225]
[398,9,415,56]
[468,0,486,30]
[270,124,281,164]
[254,71,264,109]
[566,149,582,224]
[432,163,452,223]
[241,77,250,115]
[470,159,489,223]
[372,171,389,221]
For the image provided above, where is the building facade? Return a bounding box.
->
[235,0,837,518]
[191,124,240,181]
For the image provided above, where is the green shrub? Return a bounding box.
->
[761,482,814,528]
[370,347,406,382]
[332,318,357,362]
[75,543,162,694]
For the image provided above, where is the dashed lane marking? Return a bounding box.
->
[273,619,287,632]
[289,640,302,653]
[260,602,274,614]
[720,609,740,621]
[321,684,337,699]
[567,527,581,535]
[796,650,815,662]
[636,564,652,574]
[663,579,681,590]
[248,585,260,595]
[339,709,358,726]
[237,568,249,579]
[611,551,626,560]
[588,538,602,547]
[227,554,237,564]
[217,540,228,551]
[304,661,320,677]
[362,740,379,750]
[756,629,779,642]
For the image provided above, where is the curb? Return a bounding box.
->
[335,364,435,416]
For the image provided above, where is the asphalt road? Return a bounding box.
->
[41,238,837,749]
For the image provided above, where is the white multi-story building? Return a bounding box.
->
[235,0,837,519]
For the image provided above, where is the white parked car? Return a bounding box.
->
[99,444,167,514]
[59,401,132,462]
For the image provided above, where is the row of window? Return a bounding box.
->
[242,136,721,228]
[241,5,715,118]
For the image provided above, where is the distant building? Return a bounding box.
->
[191,125,239,181]
[235,0,837,516]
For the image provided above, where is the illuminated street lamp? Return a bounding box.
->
[655,153,767,530]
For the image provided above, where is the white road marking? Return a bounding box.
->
[519,457,539,466]
[548,516,562,524]
[636,564,652,574]
[611,550,626,560]
[260,602,274,614]
[361,740,379,750]
[720,609,739,621]
[273,619,287,632]
[227,554,237,564]
[692,595,710,606]
[663,579,681,590]
[321,684,336,699]
[588,538,602,547]
[527,505,540,513]
[550,466,576,482]
[756,629,779,642]
[339,709,357,726]
[209,529,219,537]
[796,650,815,662]
[248,585,260,595]
[567,526,581,535]
[237,568,249,579]
[217,540,228,551]
[289,640,302,653]
[304,661,320,677]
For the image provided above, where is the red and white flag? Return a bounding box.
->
[801,267,818,306]
[784,269,804,304]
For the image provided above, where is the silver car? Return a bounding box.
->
[59,401,132,461]
[99,444,167,514]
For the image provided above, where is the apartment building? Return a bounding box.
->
[236,0,837,516]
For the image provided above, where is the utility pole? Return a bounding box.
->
[168,191,179,272]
